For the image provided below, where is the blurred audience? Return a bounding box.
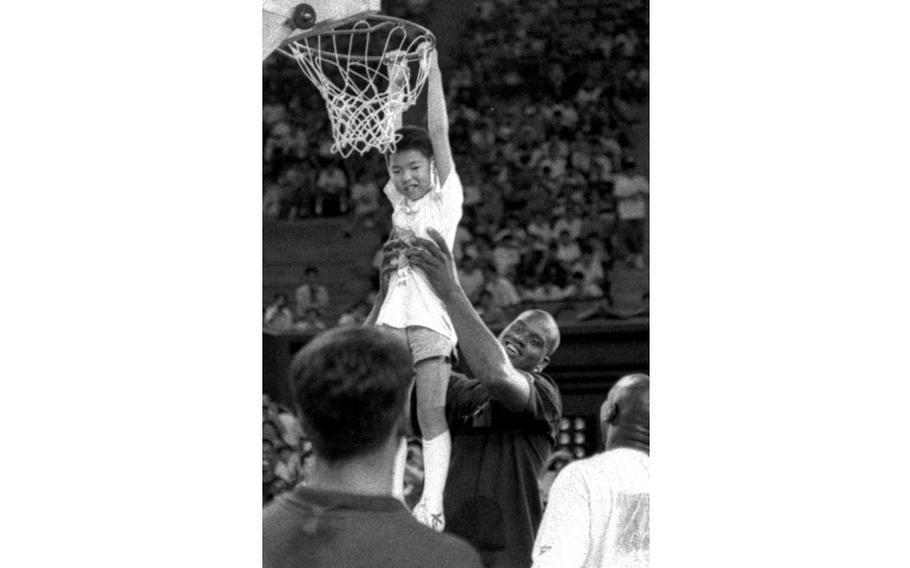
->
[294,266,330,319]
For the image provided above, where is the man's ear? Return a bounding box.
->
[536,356,551,373]
[605,402,620,425]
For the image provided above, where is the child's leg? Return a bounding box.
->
[413,355,451,531]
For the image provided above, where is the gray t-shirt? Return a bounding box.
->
[263,486,483,568]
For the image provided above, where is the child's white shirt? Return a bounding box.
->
[376,171,464,343]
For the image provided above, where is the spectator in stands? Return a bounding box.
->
[452,209,476,259]
[555,230,583,268]
[477,289,507,327]
[527,212,555,244]
[276,404,305,447]
[263,293,294,331]
[348,170,381,231]
[492,234,522,277]
[526,275,572,303]
[572,244,607,290]
[263,420,284,447]
[516,273,540,303]
[613,162,649,268]
[263,326,484,568]
[263,395,280,423]
[565,271,604,300]
[263,439,279,504]
[579,208,609,242]
[575,75,604,106]
[274,444,301,485]
[553,206,583,240]
[583,235,612,269]
[294,266,329,319]
[294,307,327,333]
[263,182,284,219]
[483,265,521,308]
[531,374,650,568]
[337,301,371,326]
[462,234,494,267]
[458,256,486,304]
[494,216,528,243]
[264,122,307,173]
[315,161,349,216]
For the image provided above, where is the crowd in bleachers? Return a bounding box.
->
[263,0,649,328]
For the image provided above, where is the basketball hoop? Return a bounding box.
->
[278,14,435,157]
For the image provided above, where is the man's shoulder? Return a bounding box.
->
[370,512,483,567]
[566,448,649,476]
[264,491,483,568]
[412,529,484,567]
[525,370,560,396]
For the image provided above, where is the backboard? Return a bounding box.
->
[262,0,381,60]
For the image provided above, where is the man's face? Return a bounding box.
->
[498,312,555,372]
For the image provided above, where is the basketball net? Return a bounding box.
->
[281,16,435,157]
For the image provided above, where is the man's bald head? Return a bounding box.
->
[518,309,561,356]
[600,374,649,453]
[498,309,562,373]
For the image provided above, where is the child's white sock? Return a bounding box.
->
[420,430,451,517]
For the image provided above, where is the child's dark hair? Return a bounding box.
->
[392,126,434,159]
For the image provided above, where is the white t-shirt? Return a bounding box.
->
[376,171,464,342]
[614,175,649,220]
[532,448,650,568]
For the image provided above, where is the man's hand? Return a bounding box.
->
[378,237,408,298]
[405,229,463,303]
[364,237,408,328]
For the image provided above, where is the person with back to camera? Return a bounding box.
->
[377,229,564,568]
[365,45,463,532]
[532,374,650,568]
[262,326,483,568]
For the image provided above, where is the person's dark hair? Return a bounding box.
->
[289,327,414,462]
[304,266,318,276]
[392,126,434,159]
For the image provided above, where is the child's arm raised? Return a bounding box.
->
[425,48,454,187]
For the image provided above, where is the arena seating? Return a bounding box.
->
[263,0,649,327]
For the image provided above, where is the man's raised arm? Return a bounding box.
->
[405,230,531,412]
